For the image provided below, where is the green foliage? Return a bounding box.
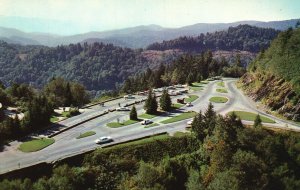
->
[123,52,245,93]
[254,114,262,128]
[44,77,89,107]
[18,138,55,152]
[76,131,96,139]
[248,28,300,95]
[160,89,172,111]
[160,112,197,124]
[130,106,138,120]
[147,25,279,53]
[22,95,53,130]
[229,111,275,123]
[209,96,228,103]
[1,105,300,189]
[144,90,158,114]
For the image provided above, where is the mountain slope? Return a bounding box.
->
[0,41,181,95]
[239,28,300,121]
[147,25,280,53]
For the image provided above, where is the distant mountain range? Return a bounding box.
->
[0,19,299,48]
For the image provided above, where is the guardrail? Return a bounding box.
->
[81,96,123,109]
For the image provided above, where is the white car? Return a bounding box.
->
[187,119,194,125]
[95,136,113,144]
[186,102,193,107]
[140,119,153,125]
[116,107,130,111]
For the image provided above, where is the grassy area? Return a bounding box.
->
[144,123,160,128]
[173,131,190,137]
[76,131,96,139]
[217,81,225,87]
[50,116,59,123]
[190,82,204,91]
[107,119,139,128]
[108,134,171,148]
[209,96,228,103]
[61,111,70,117]
[190,86,203,91]
[185,95,199,103]
[229,111,275,123]
[216,88,228,93]
[172,103,185,109]
[161,111,197,124]
[139,112,163,119]
[19,138,55,152]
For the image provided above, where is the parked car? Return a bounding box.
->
[95,136,113,144]
[187,119,194,126]
[186,102,193,107]
[124,94,135,99]
[140,119,153,125]
[116,107,130,111]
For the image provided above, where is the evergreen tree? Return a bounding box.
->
[144,90,157,114]
[186,73,194,85]
[151,94,158,114]
[191,111,206,141]
[159,89,172,111]
[65,82,73,106]
[130,106,138,121]
[204,103,217,135]
[254,114,262,128]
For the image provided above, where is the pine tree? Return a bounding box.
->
[144,90,157,114]
[159,89,172,111]
[65,82,73,106]
[150,93,158,114]
[254,114,262,128]
[130,106,138,120]
[191,111,206,141]
[186,73,194,85]
[204,103,217,135]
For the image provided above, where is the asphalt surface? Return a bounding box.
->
[0,78,299,174]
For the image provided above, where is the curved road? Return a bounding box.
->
[0,78,299,174]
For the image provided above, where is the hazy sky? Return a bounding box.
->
[0,0,299,34]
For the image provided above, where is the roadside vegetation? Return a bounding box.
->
[18,138,55,152]
[0,78,89,149]
[144,123,159,128]
[76,131,96,139]
[184,95,199,103]
[217,81,225,87]
[209,96,228,103]
[160,111,197,124]
[3,103,300,189]
[229,111,275,123]
[172,103,185,109]
[107,120,139,128]
[216,88,228,93]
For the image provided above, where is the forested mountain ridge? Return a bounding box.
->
[239,27,300,121]
[0,18,299,47]
[147,25,280,53]
[0,25,285,95]
[0,41,180,95]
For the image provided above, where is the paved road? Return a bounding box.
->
[0,78,299,174]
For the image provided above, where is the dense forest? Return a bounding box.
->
[0,25,281,96]
[147,25,279,53]
[0,78,89,148]
[239,27,300,121]
[122,51,245,93]
[1,104,299,189]
[0,41,178,95]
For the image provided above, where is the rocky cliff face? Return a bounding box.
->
[239,72,300,121]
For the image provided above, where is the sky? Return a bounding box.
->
[0,0,300,35]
